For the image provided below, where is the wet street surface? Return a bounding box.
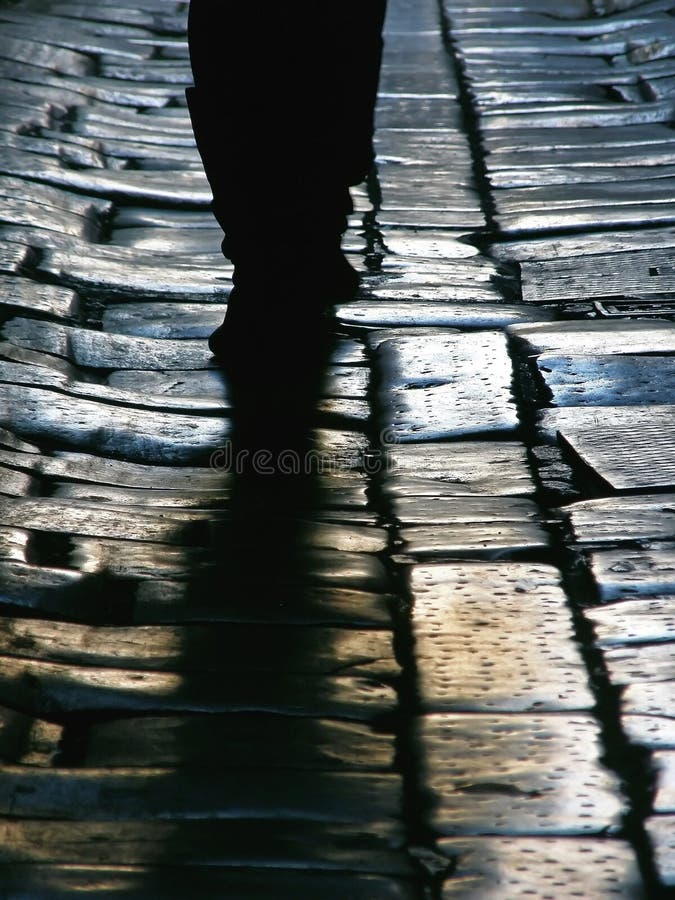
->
[1,0,675,896]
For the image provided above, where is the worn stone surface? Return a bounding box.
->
[378,332,518,441]
[420,713,624,836]
[439,836,644,898]
[409,563,594,712]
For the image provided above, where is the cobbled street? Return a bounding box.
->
[1,0,675,896]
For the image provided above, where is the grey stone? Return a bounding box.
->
[0,36,94,75]
[0,276,79,319]
[381,442,537,497]
[84,715,395,771]
[0,867,419,900]
[587,597,675,647]
[0,818,410,874]
[0,617,397,678]
[623,714,675,749]
[0,384,230,464]
[0,654,398,719]
[565,495,675,545]
[535,354,675,407]
[337,302,550,330]
[439,836,643,898]
[587,547,675,602]
[391,496,542,525]
[409,563,594,712]
[558,421,675,491]
[646,815,675,887]
[418,712,624,835]
[603,642,675,685]
[378,332,517,442]
[398,521,549,560]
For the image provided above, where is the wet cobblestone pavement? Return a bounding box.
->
[1,0,675,896]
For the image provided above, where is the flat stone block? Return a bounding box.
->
[510,319,675,357]
[399,521,549,560]
[418,713,624,835]
[0,384,230,464]
[535,354,675,408]
[558,421,675,492]
[337,302,550,330]
[378,332,517,442]
[604,642,675,686]
[381,442,536,497]
[586,596,675,647]
[0,276,79,319]
[587,547,675,602]
[646,815,675,887]
[84,715,395,771]
[409,563,594,712]
[0,819,410,874]
[0,866,419,900]
[0,655,397,719]
[565,495,675,545]
[439,836,643,898]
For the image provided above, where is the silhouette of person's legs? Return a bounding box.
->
[186,2,386,362]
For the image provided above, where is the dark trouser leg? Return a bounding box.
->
[186,2,386,260]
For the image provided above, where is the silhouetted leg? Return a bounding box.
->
[186,2,386,361]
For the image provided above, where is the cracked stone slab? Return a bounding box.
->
[565,495,675,545]
[0,867,418,900]
[558,421,675,491]
[586,597,675,648]
[337,302,549,330]
[0,819,410,875]
[439,836,643,898]
[378,332,517,442]
[587,547,675,602]
[381,442,536,497]
[0,242,33,276]
[0,384,230,464]
[0,765,402,824]
[102,303,226,340]
[535,354,675,407]
[537,403,675,447]
[0,276,79,320]
[83,715,395,771]
[409,563,594,712]
[0,655,397,719]
[0,618,397,678]
[491,224,675,264]
[418,713,624,836]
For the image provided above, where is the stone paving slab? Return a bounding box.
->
[0,867,419,900]
[418,713,624,835]
[586,597,675,648]
[587,546,675,603]
[83,715,395,771]
[0,766,403,823]
[439,836,644,898]
[0,656,398,719]
[645,815,675,887]
[557,421,675,491]
[409,563,594,712]
[378,332,518,442]
[533,354,675,407]
[381,442,537,497]
[564,495,675,545]
[0,819,411,874]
